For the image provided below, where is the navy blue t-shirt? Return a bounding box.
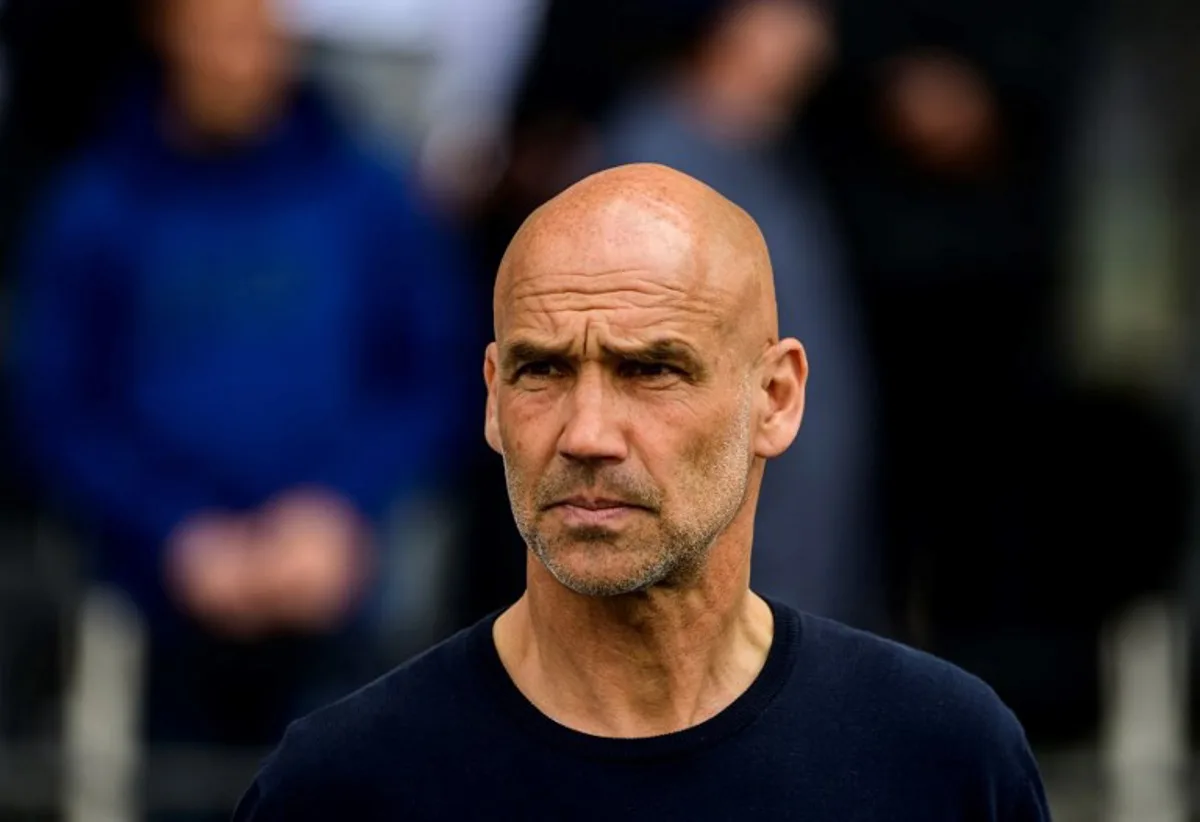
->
[233,600,1050,820]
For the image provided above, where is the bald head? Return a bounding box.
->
[495,163,779,355]
[484,164,808,599]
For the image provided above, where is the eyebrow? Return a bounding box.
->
[501,340,571,374]
[608,339,704,371]
[500,338,707,376]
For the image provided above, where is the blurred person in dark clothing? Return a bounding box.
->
[7,0,478,817]
[597,0,881,629]
[798,0,1110,742]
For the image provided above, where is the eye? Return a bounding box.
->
[514,360,567,381]
[620,361,685,381]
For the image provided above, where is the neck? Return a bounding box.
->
[493,506,774,738]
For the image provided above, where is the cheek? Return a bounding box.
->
[629,399,716,475]
[678,428,720,475]
[679,403,747,474]
[499,392,558,460]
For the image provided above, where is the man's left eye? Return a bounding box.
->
[622,362,682,379]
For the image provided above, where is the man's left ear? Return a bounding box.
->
[753,339,807,459]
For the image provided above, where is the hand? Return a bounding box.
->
[165,512,269,639]
[880,52,1001,177]
[252,489,374,633]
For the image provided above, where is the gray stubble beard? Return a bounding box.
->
[501,389,755,598]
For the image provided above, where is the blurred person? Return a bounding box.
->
[798,0,1113,742]
[7,0,477,817]
[232,163,1049,822]
[597,0,880,629]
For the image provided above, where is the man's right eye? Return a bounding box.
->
[515,361,564,380]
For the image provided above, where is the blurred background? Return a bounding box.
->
[0,0,1196,819]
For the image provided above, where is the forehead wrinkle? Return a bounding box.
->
[508,268,690,298]
[506,282,726,344]
[500,255,714,341]
[512,294,716,322]
[506,303,723,346]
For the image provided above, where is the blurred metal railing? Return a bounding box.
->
[0,491,463,821]
[0,511,80,820]
[1099,597,1192,822]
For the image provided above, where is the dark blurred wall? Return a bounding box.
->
[0,0,143,272]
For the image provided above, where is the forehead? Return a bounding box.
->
[497,197,732,344]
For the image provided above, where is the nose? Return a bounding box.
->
[557,365,628,464]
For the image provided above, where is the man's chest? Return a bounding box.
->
[360,747,967,822]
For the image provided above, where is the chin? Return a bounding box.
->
[553,568,655,598]
[535,539,672,598]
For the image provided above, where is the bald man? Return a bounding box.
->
[233,164,1050,821]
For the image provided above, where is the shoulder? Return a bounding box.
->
[797,612,1017,732]
[790,612,1049,817]
[233,620,491,820]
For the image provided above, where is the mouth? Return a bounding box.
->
[545,496,649,528]
[552,495,642,511]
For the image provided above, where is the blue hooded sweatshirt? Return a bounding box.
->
[9,78,482,620]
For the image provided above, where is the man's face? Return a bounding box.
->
[485,202,756,597]
[159,0,294,138]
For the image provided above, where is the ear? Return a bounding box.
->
[483,342,503,455]
[753,339,807,459]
